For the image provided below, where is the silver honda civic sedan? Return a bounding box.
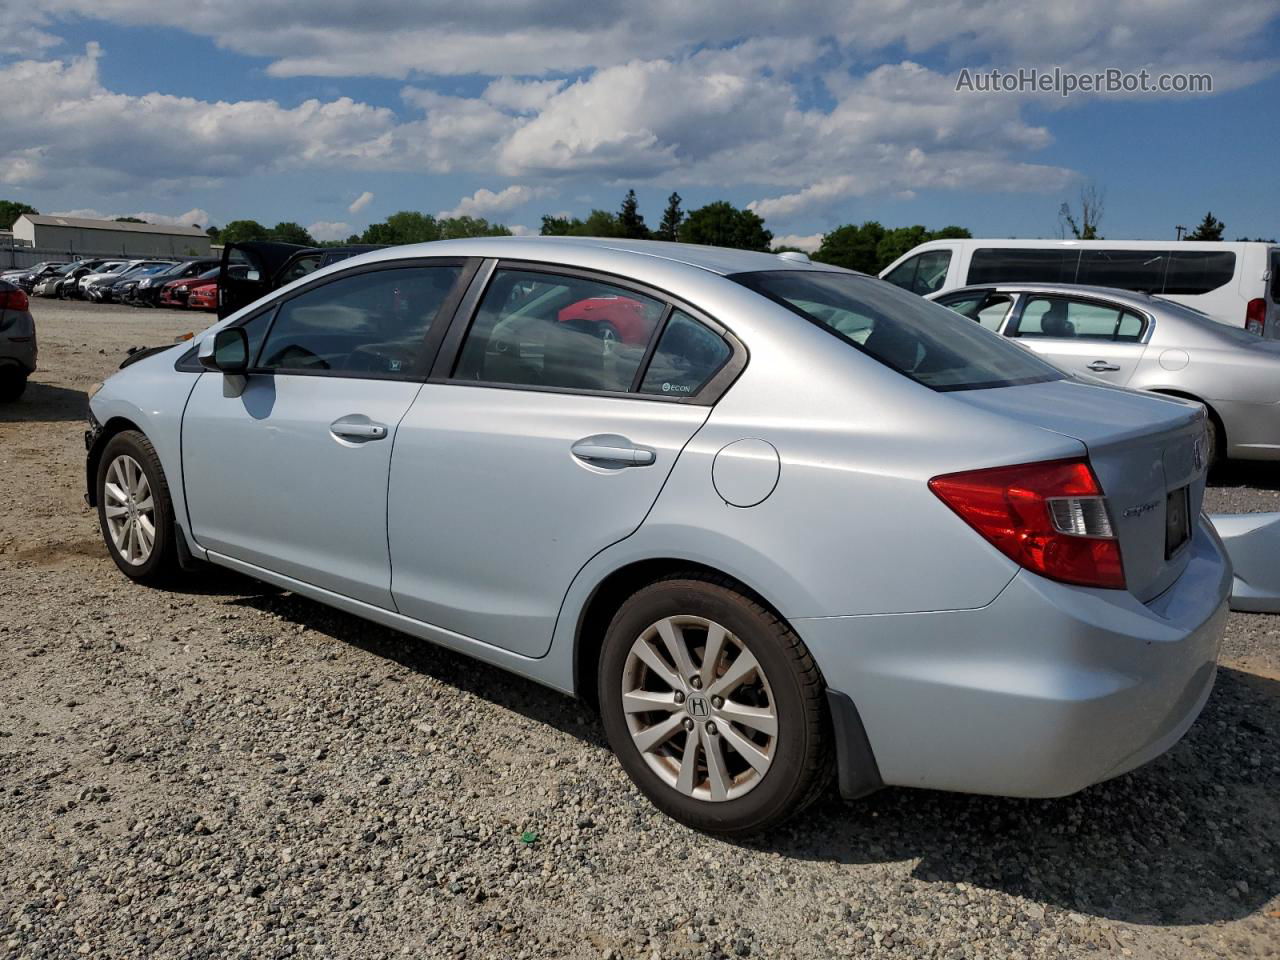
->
[85,238,1230,834]
[930,283,1280,464]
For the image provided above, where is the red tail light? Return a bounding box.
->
[929,458,1125,589]
[1245,298,1266,336]
[0,287,29,312]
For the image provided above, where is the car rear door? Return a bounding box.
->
[183,258,471,607]
[1007,293,1149,385]
[387,263,741,657]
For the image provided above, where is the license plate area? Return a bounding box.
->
[1165,485,1190,559]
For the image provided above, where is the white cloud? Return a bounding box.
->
[437,185,548,219]
[31,1,1279,87]
[307,220,352,241]
[482,77,566,114]
[507,224,534,237]
[48,206,211,227]
[771,233,823,252]
[347,191,374,214]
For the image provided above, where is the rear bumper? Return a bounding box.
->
[797,516,1230,798]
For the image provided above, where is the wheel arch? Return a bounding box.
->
[571,556,793,706]
[1147,388,1225,456]
[85,415,144,506]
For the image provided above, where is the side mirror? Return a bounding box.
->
[199,327,250,374]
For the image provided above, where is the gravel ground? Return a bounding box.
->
[2,300,1278,960]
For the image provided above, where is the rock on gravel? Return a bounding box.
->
[1,300,1278,959]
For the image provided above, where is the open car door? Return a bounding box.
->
[217,241,313,319]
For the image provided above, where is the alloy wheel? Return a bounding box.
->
[621,616,777,802]
[102,454,156,565]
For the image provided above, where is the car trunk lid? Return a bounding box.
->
[954,378,1207,602]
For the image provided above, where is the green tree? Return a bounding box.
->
[219,220,270,244]
[812,221,886,273]
[1185,211,1225,241]
[114,216,147,223]
[0,200,38,230]
[437,216,512,239]
[360,210,440,245]
[205,225,221,242]
[269,221,316,245]
[814,222,971,273]
[1058,184,1105,240]
[618,189,649,239]
[539,210,622,237]
[679,201,772,251]
[656,192,683,241]
[540,214,578,236]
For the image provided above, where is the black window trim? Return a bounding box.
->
[1005,291,1154,343]
[176,256,478,382]
[427,258,747,406]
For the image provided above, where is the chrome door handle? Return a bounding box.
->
[571,440,656,466]
[330,418,388,441]
[1087,360,1121,372]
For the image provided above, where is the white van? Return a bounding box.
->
[879,239,1280,338]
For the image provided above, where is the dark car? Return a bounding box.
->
[2,261,69,293]
[87,261,175,303]
[129,258,220,307]
[0,278,36,400]
[217,242,387,318]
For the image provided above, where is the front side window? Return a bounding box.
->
[452,269,665,392]
[256,265,462,376]
[734,270,1061,391]
[883,250,952,295]
[936,291,1015,331]
[1013,296,1146,341]
[280,254,324,285]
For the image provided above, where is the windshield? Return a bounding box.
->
[732,270,1063,392]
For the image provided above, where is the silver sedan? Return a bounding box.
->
[930,282,1280,463]
[85,239,1228,834]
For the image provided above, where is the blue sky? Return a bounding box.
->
[3,2,1277,248]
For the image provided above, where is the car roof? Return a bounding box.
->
[347,235,852,278]
[933,282,1165,309]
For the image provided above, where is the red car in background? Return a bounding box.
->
[160,265,247,309]
[185,278,219,311]
[557,295,658,346]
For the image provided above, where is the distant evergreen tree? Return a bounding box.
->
[618,189,649,239]
[656,192,684,241]
[1186,211,1225,241]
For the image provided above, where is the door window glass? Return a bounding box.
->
[882,255,921,292]
[280,254,324,285]
[1076,250,1167,292]
[257,266,461,376]
[639,311,731,396]
[883,251,952,295]
[1014,297,1146,341]
[1162,251,1236,295]
[967,248,1079,285]
[937,292,1014,330]
[453,270,665,392]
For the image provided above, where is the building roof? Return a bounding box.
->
[17,214,207,238]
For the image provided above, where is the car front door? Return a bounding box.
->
[183,259,470,608]
[1007,294,1149,385]
[387,264,739,657]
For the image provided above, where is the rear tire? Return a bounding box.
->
[0,371,27,402]
[96,430,179,583]
[598,574,831,836]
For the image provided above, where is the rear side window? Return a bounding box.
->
[257,265,462,377]
[453,269,664,392]
[639,311,731,396]
[733,270,1061,391]
[1162,251,1236,295]
[1076,250,1166,292]
[1014,296,1146,341]
[1271,251,1280,302]
[883,250,952,295]
[967,248,1078,285]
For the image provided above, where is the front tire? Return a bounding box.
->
[599,575,831,835]
[96,430,179,583]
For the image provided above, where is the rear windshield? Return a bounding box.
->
[733,270,1062,392]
